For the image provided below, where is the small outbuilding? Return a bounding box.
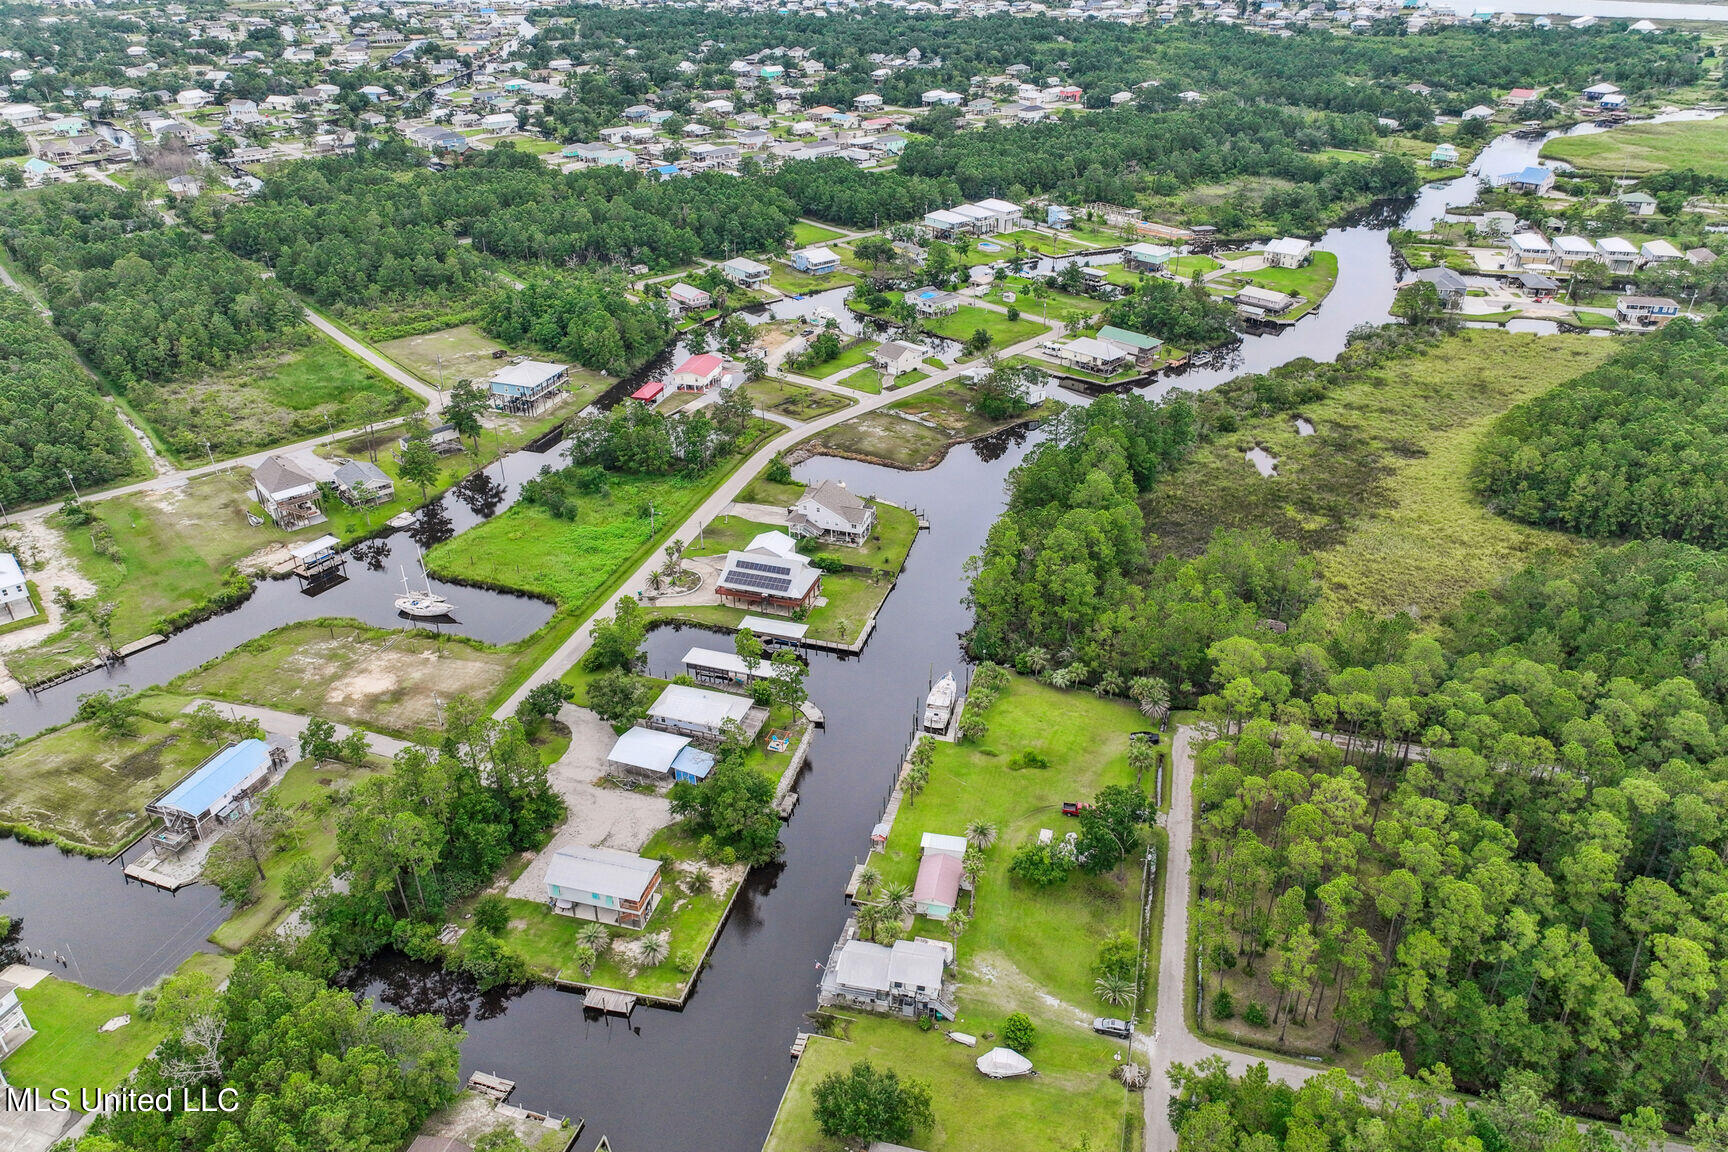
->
[606,725,716,782]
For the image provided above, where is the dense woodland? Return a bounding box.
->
[79,955,461,1152]
[764,158,964,228]
[0,185,306,387]
[0,294,137,507]
[216,144,799,320]
[1475,318,1728,549]
[898,103,1420,230]
[483,271,673,375]
[531,10,1704,120]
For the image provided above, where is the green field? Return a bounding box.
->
[986,229,1089,256]
[134,336,418,464]
[0,714,227,851]
[1142,330,1620,621]
[0,977,167,1094]
[770,263,860,295]
[792,222,846,246]
[763,677,1144,1152]
[501,823,739,1000]
[917,305,1050,353]
[1540,116,1728,177]
[742,377,855,422]
[800,341,879,379]
[176,623,520,738]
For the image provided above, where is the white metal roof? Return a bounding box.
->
[920,832,969,856]
[740,615,809,639]
[490,359,567,388]
[0,552,23,587]
[648,684,754,729]
[607,726,692,774]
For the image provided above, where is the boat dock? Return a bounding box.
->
[115,634,166,658]
[583,988,636,1015]
[790,1032,813,1059]
[121,850,197,892]
[467,1071,515,1102]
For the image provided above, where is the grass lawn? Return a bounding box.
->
[500,822,739,1000]
[1141,329,1619,621]
[1572,310,1619,330]
[1062,223,1135,247]
[916,305,1050,350]
[983,278,1096,317]
[0,715,227,852]
[375,324,513,389]
[1540,116,1728,177]
[800,342,879,380]
[793,222,847,246]
[134,335,418,465]
[743,377,854,422]
[209,757,384,950]
[839,367,884,393]
[1,977,166,1095]
[176,623,519,738]
[770,263,860,295]
[1166,255,1221,279]
[765,677,1144,1152]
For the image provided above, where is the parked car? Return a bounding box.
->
[1061,801,1092,817]
[1093,1017,1133,1039]
[1130,731,1161,744]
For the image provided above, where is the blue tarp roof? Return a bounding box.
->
[672,745,717,780]
[154,739,270,817]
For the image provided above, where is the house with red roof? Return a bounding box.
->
[631,379,666,405]
[670,353,724,391]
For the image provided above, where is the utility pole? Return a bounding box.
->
[203,440,216,468]
[63,468,81,503]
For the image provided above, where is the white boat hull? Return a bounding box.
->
[395,596,453,618]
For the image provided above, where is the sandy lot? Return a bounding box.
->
[506,704,674,901]
[0,516,98,658]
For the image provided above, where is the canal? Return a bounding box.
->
[0,116,1675,1147]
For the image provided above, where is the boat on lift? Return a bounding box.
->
[923,672,957,732]
[394,563,453,618]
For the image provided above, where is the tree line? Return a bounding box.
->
[1474,317,1728,549]
[762,158,964,228]
[0,184,307,388]
[0,294,138,508]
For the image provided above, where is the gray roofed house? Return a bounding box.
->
[645,683,763,741]
[252,454,325,529]
[1235,285,1296,315]
[789,479,876,545]
[543,846,663,929]
[715,531,822,613]
[1403,266,1468,305]
[819,937,955,1018]
[333,460,394,507]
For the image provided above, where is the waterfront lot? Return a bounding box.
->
[743,378,855,422]
[502,822,742,1001]
[177,623,518,737]
[764,678,1144,1152]
[0,715,226,852]
[1210,250,1339,320]
[915,305,1050,352]
[799,380,1054,471]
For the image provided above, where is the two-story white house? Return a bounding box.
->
[788,479,876,546]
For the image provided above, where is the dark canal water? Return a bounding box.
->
[0,117,1679,1147]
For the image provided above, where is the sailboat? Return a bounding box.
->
[394,550,454,618]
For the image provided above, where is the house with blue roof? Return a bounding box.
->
[1497,166,1556,195]
[146,739,283,850]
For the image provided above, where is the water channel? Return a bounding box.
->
[0,116,1679,1148]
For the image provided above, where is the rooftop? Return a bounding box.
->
[545,845,660,901]
[151,739,272,820]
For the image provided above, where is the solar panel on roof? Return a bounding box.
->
[725,570,793,593]
[736,559,792,576]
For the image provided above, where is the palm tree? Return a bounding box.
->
[575,943,599,977]
[1023,647,1051,676]
[1130,676,1171,721]
[855,902,892,944]
[576,921,610,954]
[962,856,985,911]
[945,909,971,949]
[965,821,998,850]
[1095,972,1135,1010]
[636,931,671,968]
[879,881,916,920]
[855,865,882,900]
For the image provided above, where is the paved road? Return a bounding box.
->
[1146,726,1330,1151]
[493,315,1069,718]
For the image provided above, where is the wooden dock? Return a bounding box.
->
[115,634,166,658]
[583,988,636,1015]
[467,1071,515,1102]
[122,854,195,892]
[844,862,869,901]
[776,791,798,818]
[790,1032,812,1059]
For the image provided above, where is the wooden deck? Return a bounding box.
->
[790,1032,812,1059]
[467,1071,515,1102]
[583,988,636,1015]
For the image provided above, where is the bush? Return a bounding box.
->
[1000,1011,1036,1054]
[1243,1001,1269,1027]
[765,455,794,484]
[1212,989,1236,1020]
[1009,841,1071,887]
[1094,931,1139,983]
[1007,750,1050,771]
[472,893,509,935]
[812,1060,935,1145]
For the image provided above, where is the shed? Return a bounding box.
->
[631,379,666,405]
[919,832,969,858]
[913,851,964,920]
[646,684,756,740]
